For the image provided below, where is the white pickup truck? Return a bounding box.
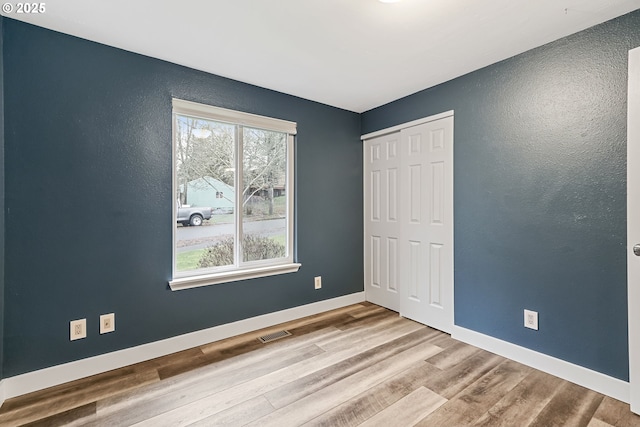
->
[176,201,213,226]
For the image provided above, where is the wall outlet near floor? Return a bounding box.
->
[314,276,322,289]
[524,309,538,330]
[100,313,115,334]
[70,319,87,341]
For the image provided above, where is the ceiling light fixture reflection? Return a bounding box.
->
[192,128,212,139]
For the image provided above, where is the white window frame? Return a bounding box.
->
[169,99,300,291]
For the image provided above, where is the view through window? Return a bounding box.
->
[172,100,296,285]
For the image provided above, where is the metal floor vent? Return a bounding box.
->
[258,330,291,344]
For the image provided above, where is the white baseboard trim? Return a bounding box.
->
[1,292,365,402]
[452,325,630,403]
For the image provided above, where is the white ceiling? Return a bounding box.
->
[3,0,640,112]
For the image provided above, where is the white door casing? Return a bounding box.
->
[364,132,402,312]
[627,45,640,415]
[363,112,454,333]
[399,117,454,333]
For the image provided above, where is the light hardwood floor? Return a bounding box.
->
[1,302,639,426]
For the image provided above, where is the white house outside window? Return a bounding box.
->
[170,99,299,290]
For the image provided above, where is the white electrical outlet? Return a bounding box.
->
[70,319,87,341]
[314,276,322,289]
[100,313,115,334]
[524,309,538,330]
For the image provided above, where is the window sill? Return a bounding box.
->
[169,263,302,291]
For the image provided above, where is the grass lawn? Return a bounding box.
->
[208,214,234,225]
[176,248,206,271]
[269,234,286,246]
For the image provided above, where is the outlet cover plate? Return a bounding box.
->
[314,276,322,289]
[70,319,87,341]
[524,309,538,330]
[100,313,115,334]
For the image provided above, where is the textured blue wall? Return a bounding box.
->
[362,10,640,381]
[4,10,640,382]
[2,19,362,377]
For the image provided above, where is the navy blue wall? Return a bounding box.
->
[363,10,640,381]
[2,19,362,377]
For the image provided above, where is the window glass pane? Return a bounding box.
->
[241,127,287,262]
[175,114,236,272]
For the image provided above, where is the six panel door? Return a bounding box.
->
[364,132,402,311]
[399,117,453,333]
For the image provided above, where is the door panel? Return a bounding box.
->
[399,117,454,333]
[364,132,402,312]
[387,237,398,293]
[429,243,443,308]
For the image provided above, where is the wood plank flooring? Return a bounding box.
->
[1,302,639,426]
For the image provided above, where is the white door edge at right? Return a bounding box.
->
[626,45,640,415]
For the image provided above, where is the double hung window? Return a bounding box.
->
[170,99,299,290]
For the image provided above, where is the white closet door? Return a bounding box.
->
[364,132,402,311]
[399,116,454,333]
